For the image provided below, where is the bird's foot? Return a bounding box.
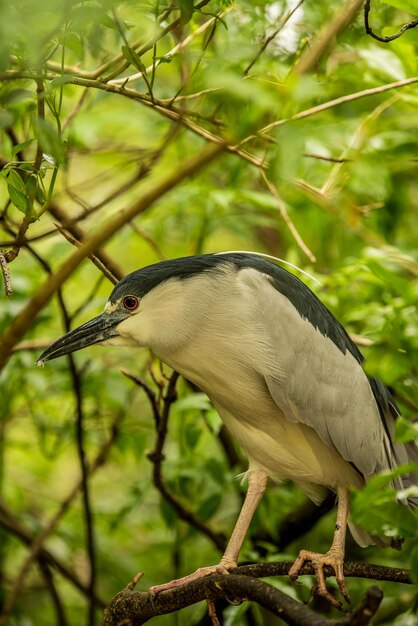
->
[289,548,350,610]
[149,559,236,596]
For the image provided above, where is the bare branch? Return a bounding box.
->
[55,224,119,285]
[101,573,334,626]
[339,586,383,626]
[241,76,418,144]
[294,0,364,75]
[231,561,411,584]
[243,0,305,76]
[100,562,407,626]
[67,350,97,626]
[0,251,12,297]
[364,0,418,43]
[37,560,70,626]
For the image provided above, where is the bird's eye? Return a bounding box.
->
[122,295,139,311]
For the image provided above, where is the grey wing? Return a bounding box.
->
[250,272,393,480]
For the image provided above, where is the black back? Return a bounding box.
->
[110,252,362,362]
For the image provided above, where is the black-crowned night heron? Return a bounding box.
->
[37,252,418,607]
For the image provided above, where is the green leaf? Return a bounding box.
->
[5,168,26,194]
[183,421,202,450]
[395,416,418,443]
[11,138,35,158]
[351,491,418,537]
[121,45,147,73]
[204,459,226,486]
[196,493,222,521]
[34,119,64,165]
[99,14,120,31]
[2,89,33,106]
[0,109,13,129]
[70,5,109,30]
[160,497,177,527]
[350,465,418,538]
[410,544,418,585]
[178,0,194,24]
[63,32,82,57]
[381,0,418,15]
[7,183,27,213]
[174,393,212,413]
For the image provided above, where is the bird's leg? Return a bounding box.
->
[288,486,350,609]
[149,469,267,594]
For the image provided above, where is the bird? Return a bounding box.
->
[36,252,418,608]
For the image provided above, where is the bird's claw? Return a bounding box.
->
[289,548,350,610]
[149,561,235,596]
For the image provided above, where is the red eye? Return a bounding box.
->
[123,295,139,311]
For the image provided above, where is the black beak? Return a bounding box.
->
[36,310,128,364]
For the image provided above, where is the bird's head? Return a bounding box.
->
[36,254,238,365]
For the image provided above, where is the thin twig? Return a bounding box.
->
[240,75,418,145]
[207,599,221,626]
[261,170,316,262]
[55,224,119,285]
[37,560,70,626]
[126,572,145,591]
[0,71,263,168]
[0,252,12,297]
[304,153,352,163]
[364,0,418,43]
[128,222,167,260]
[110,9,231,86]
[320,94,398,196]
[102,0,214,82]
[243,0,305,76]
[121,369,160,425]
[294,0,364,75]
[68,351,97,626]
[62,87,90,132]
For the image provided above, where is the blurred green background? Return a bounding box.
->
[0,0,417,624]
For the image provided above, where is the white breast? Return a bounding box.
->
[155,307,362,501]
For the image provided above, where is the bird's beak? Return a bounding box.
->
[36,310,128,365]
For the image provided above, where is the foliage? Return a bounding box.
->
[0,0,417,625]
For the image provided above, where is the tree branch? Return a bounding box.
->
[241,76,418,144]
[364,0,418,43]
[100,561,404,626]
[68,351,97,626]
[294,0,364,75]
